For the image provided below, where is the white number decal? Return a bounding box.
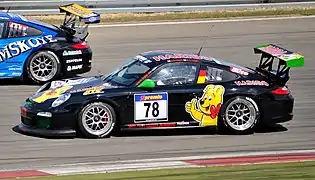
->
[134,92,168,123]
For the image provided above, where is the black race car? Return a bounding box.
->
[18,44,304,138]
[0,4,100,84]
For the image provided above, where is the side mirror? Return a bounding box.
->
[137,79,155,90]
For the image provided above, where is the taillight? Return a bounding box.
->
[72,42,89,49]
[272,86,289,95]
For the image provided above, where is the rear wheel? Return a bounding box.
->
[78,102,116,138]
[26,50,61,84]
[219,96,259,134]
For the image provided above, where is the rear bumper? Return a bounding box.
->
[258,94,294,124]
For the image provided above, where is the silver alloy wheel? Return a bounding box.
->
[224,98,257,131]
[29,52,58,82]
[82,103,114,136]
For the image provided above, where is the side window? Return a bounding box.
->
[204,65,239,83]
[7,22,42,38]
[149,62,197,86]
[0,22,5,39]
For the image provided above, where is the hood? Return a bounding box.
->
[30,76,119,103]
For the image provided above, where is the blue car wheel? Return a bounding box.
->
[25,50,61,84]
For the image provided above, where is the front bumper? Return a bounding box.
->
[18,105,78,137]
[18,123,76,137]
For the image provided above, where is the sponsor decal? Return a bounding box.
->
[176,122,190,126]
[67,64,83,71]
[83,86,104,95]
[278,53,303,61]
[70,85,105,94]
[127,122,176,128]
[66,58,83,64]
[50,80,66,89]
[135,55,152,63]
[134,92,168,123]
[50,77,95,89]
[0,35,57,62]
[152,53,213,61]
[32,86,73,103]
[260,45,288,56]
[230,67,249,76]
[185,85,225,126]
[8,65,22,71]
[234,80,269,86]
[63,50,82,56]
[11,72,22,76]
[139,94,163,101]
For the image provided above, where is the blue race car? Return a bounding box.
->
[0,3,100,84]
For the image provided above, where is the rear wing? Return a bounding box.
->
[254,44,304,86]
[59,3,100,40]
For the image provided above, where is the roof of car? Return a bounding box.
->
[139,50,217,63]
[0,12,29,22]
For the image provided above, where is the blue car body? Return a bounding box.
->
[0,12,60,79]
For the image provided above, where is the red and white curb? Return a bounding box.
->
[1,150,315,179]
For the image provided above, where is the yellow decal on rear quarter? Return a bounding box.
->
[32,86,73,103]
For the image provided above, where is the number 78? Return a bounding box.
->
[144,102,159,117]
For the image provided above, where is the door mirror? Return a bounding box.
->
[137,79,155,89]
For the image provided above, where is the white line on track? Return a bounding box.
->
[90,15,315,28]
[36,149,315,175]
[43,149,315,167]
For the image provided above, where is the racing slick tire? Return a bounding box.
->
[78,102,116,138]
[25,50,61,84]
[219,96,260,134]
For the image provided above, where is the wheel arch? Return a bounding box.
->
[220,93,262,124]
[22,47,61,78]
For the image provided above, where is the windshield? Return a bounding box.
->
[102,59,151,86]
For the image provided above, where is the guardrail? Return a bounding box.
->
[1,0,314,14]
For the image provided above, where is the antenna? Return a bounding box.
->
[6,2,12,13]
[197,24,214,56]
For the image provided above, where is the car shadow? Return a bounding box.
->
[0,78,35,86]
[12,123,288,139]
[255,124,288,133]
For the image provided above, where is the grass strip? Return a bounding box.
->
[24,7,315,25]
[22,160,315,180]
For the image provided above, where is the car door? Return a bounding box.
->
[2,21,43,77]
[0,20,9,77]
[130,61,202,128]
[182,62,241,127]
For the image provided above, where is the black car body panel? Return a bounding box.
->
[18,44,303,137]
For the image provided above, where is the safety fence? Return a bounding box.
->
[1,0,314,14]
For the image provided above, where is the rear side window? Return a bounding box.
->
[7,22,42,38]
[0,22,5,39]
[201,65,239,83]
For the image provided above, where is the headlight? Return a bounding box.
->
[51,93,71,108]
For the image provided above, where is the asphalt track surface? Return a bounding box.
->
[1,17,315,171]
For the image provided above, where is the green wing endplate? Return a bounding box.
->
[254,44,304,68]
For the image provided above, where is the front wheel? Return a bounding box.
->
[25,50,61,84]
[219,96,259,134]
[78,102,116,138]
